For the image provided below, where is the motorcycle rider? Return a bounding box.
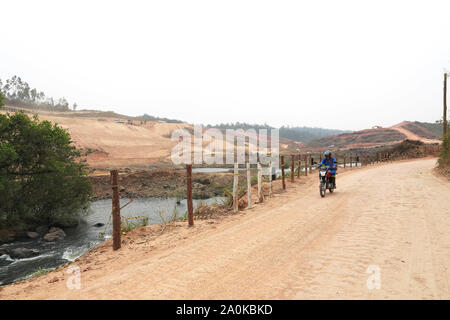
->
[318,150,337,188]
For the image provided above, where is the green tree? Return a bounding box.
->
[0,75,68,111]
[0,112,92,230]
[0,90,4,107]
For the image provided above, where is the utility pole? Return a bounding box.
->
[444,72,447,138]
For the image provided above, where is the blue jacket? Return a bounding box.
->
[318,157,337,175]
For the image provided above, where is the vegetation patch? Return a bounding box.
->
[388,139,440,159]
[438,133,450,176]
[0,112,92,233]
[414,121,444,139]
[0,75,74,111]
[308,128,406,148]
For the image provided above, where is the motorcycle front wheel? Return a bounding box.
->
[320,183,326,197]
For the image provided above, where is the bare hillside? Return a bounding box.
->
[1,107,191,169]
[307,121,441,150]
[1,107,300,169]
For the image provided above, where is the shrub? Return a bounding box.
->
[438,133,450,170]
[0,112,92,231]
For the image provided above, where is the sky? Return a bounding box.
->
[1,0,449,131]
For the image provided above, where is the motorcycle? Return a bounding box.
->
[319,166,335,197]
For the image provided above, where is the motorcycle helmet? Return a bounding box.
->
[324,150,332,158]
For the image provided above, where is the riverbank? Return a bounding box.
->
[0,196,226,285]
[0,168,234,244]
[0,167,292,290]
[0,160,284,285]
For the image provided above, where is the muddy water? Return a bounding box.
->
[0,196,224,286]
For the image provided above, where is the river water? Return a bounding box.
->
[0,196,224,286]
[192,163,361,176]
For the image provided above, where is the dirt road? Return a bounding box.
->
[1,158,449,299]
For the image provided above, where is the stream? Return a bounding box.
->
[0,196,224,286]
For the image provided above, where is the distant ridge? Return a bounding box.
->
[205,122,349,143]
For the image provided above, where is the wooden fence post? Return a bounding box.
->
[269,160,273,196]
[110,170,121,250]
[257,162,263,203]
[297,154,301,178]
[304,154,308,176]
[281,156,286,190]
[291,155,295,183]
[309,154,312,174]
[186,164,194,226]
[350,154,353,168]
[233,163,239,213]
[246,162,252,209]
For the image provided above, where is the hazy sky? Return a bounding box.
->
[1,0,449,131]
